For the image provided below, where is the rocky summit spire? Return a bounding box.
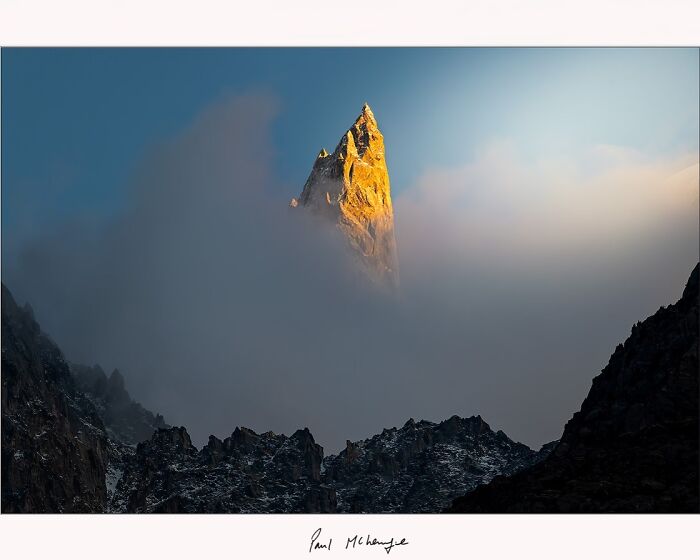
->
[290,104,399,289]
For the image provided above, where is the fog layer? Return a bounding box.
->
[5,95,698,452]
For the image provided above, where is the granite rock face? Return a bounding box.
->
[448,264,700,513]
[1,284,108,512]
[291,104,399,289]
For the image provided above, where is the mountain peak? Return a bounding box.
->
[358,102,376,124]
[291,104,399,289]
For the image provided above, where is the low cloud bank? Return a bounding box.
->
[5,96,698,452]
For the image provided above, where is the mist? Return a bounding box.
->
[4,94,698,453]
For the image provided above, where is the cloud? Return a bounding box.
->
[395,141,698,275]
[6,94,384,447]
[389,141,698,447]
[5,98,698,454]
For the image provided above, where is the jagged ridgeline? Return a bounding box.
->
[108,415,550,513]
[0,280,549,513]
[290,104,400,290]
[2,262,698,512]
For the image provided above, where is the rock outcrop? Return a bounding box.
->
[113,426,336,513]
[448,264,700,513]
[71,363,168,446]
[69,362,170,509]
[109,416,548,513]
[1,284,108,512]
[323,415,553,513]
[291,104,399,289]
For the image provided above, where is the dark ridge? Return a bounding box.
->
[448,263,699,513]
[1,283,108,512]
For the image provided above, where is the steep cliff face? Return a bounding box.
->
[291,104,399,289]
[448,264,700,513]
[1,284,108,512]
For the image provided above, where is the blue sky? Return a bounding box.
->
[2,48,698,255]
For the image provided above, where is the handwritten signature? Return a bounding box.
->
[309,527,409,555]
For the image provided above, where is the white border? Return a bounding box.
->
[1,1,699,559]
[2,514,700,559]
[0,0,699,46]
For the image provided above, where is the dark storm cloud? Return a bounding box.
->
[5,95,698,452]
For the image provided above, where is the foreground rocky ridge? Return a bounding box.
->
[112,426,335,513]
[3,264,697,513]
[291,104,399,290]
[323,415,553,513]
[2,281,541,513]
[448,264,700,513]
[109,415,548,513]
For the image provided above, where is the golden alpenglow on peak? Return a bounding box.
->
[290,104,399,290]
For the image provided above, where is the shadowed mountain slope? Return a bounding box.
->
[1,284,108,512]
[448,264,699,513]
